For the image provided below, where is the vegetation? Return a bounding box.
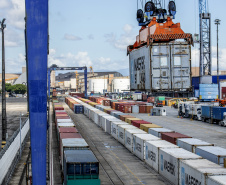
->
[4,83,27,94]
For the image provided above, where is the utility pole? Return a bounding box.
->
[1,18,7,147]
[215,19,221,98]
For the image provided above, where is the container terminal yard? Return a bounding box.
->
[1,0,226,185]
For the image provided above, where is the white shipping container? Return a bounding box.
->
[177,138,214,153]
[125,129,146,152]
[145,140,178,172]
[132,105,139,113]
[195,146,226,166]
[133,134,160,160]
[95,113,108,126]
[105,117,122,134]
[148,128,174,138]
[57,119,73,123]
[100,115,113,130]
[159,148,202,185]
[180,159,226,185]
[207,175,226,185]
[111,122,128,140]
[117,125,138,145]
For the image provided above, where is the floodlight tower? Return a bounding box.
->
[199,0,211,76]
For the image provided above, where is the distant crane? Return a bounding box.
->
[199,0,211,76]
[89,66,95,77]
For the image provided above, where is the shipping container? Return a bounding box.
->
[132,105,139,113]
[161,132,192,145]
[207,175,226,185]
[180,159,226,185]
[60,138,89,168]
[177,138,214,153]
[140,124,162,132]
[125,117,143,124]
[117,125,138,145]
[57,123,75,129]
[111,122,128,140]
[124,129,146,152]
[105,117,122,134]
[100,115,114,131]
[63,150,100,185]
[199,84,218,100]
[133,134,160,160]
[212,107,226,126]
[120,115,134,122]
[129,42,192,92]
[148,128,174,138]
[195,146,226,166]
[132,120,150,128]
[159,148,202,185]
[145,140,179,172]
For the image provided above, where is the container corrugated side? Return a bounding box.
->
[195,146,226,166]
[100,115,114,131]
[125,129,146,152]
[159,148,202,185]
[177,138,214,153]
[207,175,226,185]
[111,122,128,140]
[133,134,160,160]
[105,117,122,134]
[145,140,178,172]
[117,125,137,145]
[180,159,226,185]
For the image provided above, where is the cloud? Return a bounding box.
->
[191,46,226,72]
[0,0,12,9]
[105,24,136,51]
[64,34,82,41]
[88,34,94,40]
[48,49,93,68]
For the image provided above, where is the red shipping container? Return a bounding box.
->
[222,87,226,93]
[124,105,132,113]
[222,92,226,99]
[161,132,192,145]
[54,107,64,110]
[59,127,78,133]
[139,105,146,113]
[55,112,67,115]
[147,97,155,103]
[132,120,150,128]
[142,94,147,101]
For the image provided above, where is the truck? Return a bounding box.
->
[201,106,226,126]
[188,104,204,121]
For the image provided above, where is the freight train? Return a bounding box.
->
[53,99,101,185]
[65,95,226,185]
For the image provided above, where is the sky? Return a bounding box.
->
[0,0,226,76]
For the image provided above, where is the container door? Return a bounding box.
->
[171,44,191,90]
[129,46,151,90]
[151,44,171,90]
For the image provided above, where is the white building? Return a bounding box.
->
[89,79,108,93]
[112,78,130,92]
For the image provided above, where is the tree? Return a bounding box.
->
[11,84,27,94]
[5,83,12,92]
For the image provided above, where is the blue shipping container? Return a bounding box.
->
[201,106,211,119]
[212,107,226,121]
[74,105,84,114]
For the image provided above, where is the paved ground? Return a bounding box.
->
[131,106,226,148]
[63,102,170,185]
[0,97,28,145]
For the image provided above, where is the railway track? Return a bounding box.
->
[63,103,124,185]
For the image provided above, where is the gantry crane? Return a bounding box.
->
[199,0,211,76]
[89,66,95,77]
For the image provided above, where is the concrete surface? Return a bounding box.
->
[131,106,226,148]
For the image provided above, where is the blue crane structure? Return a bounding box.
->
[48,66,88,98]
[25,0,48,184]
[199,0,212,76]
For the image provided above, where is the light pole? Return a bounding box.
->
[215,19,221,99]
[1,18,7,147]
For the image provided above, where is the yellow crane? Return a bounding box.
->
[89,66,95,77]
